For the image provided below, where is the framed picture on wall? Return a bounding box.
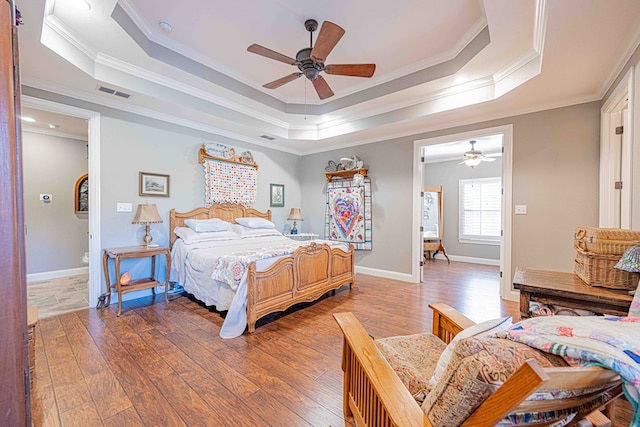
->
[139,172,170,197]
[270,183,284,207]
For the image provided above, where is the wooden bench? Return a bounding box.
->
[513,267,633,319]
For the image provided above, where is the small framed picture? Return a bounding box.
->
[139,172,170,197]
[270,183,284,207]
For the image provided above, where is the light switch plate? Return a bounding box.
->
[117,202,133,212]
[515,205,527,215]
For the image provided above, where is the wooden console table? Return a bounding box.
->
[102,246,171,316]
[513,267,633,319]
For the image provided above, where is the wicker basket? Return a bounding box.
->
[574,227,640,255]
[574,248,639,289]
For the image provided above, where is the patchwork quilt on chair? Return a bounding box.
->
[497,315,640,426]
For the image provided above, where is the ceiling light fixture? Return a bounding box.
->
[464,157,482,167]
[65,0,91,11]
[158,20,172,33]
[48,124,59,129]
[21,116,36,122]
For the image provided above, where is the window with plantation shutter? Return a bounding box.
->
[458,177,501,244]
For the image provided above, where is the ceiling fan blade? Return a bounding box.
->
[324,64,376,78]
[312,75,334,100]
[481,157,497,162]
[310,21,345,62]
[263,73,302,89]
[247,44,296,65]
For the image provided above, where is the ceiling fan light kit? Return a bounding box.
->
[461,140,496,168]
[247,19,376,100]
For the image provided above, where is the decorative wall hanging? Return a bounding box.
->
[270,184,284,207]
[325,177,372,250]
[199,144,257,206]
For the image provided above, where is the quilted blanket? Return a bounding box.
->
[497,315,640,426]
[211,242,302,289]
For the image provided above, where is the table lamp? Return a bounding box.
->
[614,244,640,316]
[132,203,163,247]
[287,208,303,235]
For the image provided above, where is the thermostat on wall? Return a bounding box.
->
[39,194,52,202]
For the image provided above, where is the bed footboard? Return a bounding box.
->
[246,243,354,333]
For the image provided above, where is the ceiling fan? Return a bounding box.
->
[247,19,376,100]
[460,140,496,167]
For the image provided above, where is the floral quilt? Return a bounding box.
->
[211,242,302,289]
[497,315,640,426]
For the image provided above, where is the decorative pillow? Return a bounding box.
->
[375,333,446,402]
[422,336,568,427]
[235,217,276,229]
[173,227,240,244]
[428,316,512,388]
[230,224,282,238]
[184,218,231,233]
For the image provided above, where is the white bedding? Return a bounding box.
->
[169,235,348,338]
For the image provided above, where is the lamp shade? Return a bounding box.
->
[287,208,303,221]
[132,204,163,224]
[614,245,640,273]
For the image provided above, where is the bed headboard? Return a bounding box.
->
[169,203,272,248]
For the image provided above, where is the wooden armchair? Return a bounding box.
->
[334,304,623,427]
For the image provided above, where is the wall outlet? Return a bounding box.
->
[39,194,52,202]
[515,205,527,215]
[117,202,133,212]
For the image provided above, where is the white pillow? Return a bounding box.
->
[428,316,512,388]
[184,218,231,233]
[235,217,276,229]
[173,227,240,244]
[231,224,282,238]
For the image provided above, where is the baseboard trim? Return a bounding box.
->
[355,265,415,283]
[27,267,89,283]
[431,254,500,266]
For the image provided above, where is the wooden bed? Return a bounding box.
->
[170,203,355,333]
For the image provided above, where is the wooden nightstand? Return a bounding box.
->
[102,245,171,316]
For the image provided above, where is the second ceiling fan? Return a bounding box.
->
[247,19,376,100]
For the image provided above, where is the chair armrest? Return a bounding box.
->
[429,303,476,344]
[333,312,428,427]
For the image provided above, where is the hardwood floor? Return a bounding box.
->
[31,261,632,426]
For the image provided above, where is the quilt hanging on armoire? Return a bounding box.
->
[325,178,372,250]
[203,159,256,207]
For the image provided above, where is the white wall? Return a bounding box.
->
[301,102,601,278]
[22,130,88,274]
[98,116,302,296]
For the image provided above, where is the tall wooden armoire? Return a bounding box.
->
[0,0,31,425]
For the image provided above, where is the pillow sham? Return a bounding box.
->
[231,224,282,238]
[184,218,231,233]
[428,315,512,388]
[235,217,276,229]
[173,227,240,244]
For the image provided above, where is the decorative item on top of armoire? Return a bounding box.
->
[74,173,88,213]
[324,176,372,250]
[199,144,257,207]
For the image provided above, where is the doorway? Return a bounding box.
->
[22,106,89,317]
[22,96,101,310]
[600,71,632,228]
[412,125,515,301]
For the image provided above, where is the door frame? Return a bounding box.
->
[600,70,633,228]
[22,96,101,307]
[413,124,516,301]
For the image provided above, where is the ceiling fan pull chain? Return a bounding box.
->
[304,80,307,120]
